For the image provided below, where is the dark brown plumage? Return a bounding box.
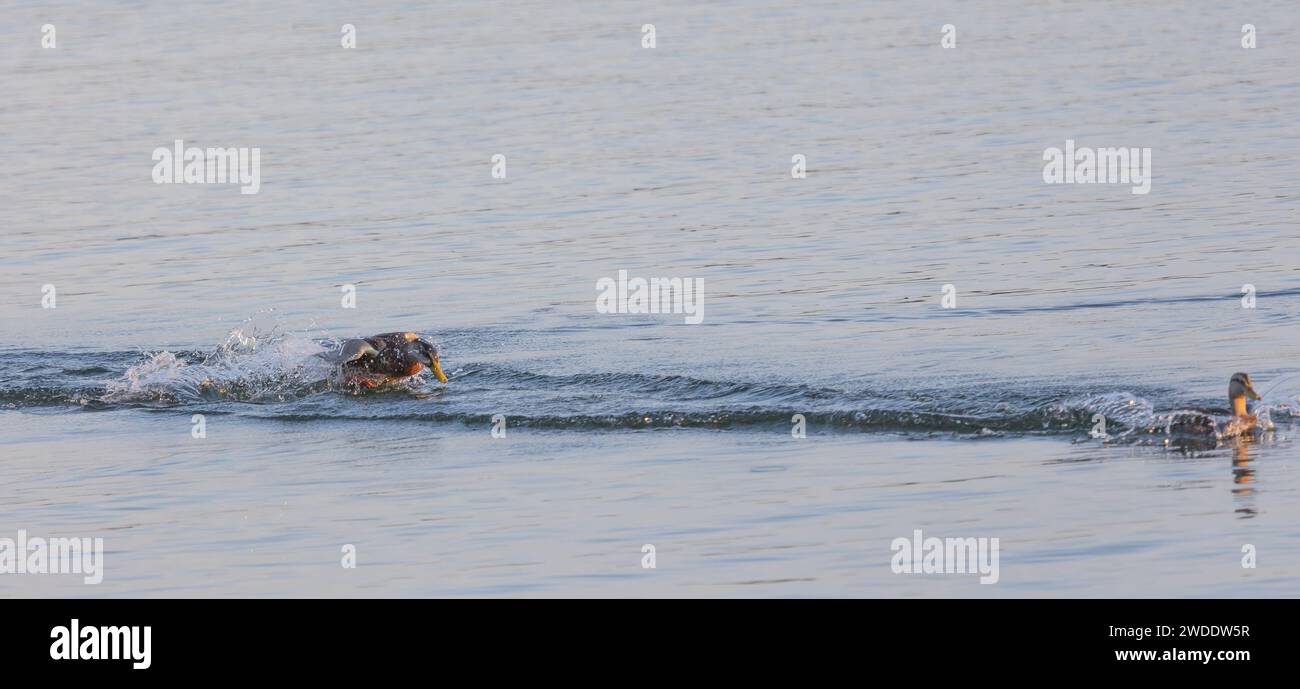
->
[322,332,448,387]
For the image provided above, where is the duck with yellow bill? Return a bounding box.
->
[1228,372,1261,426]
[318,332,448,389]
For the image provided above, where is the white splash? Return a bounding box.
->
[104,328,332,403]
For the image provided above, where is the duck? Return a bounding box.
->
[1161,373,1263,445]
[1228,372,1261,424]
[319,332,448,388]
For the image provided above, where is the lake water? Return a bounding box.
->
[2,1,1299,597]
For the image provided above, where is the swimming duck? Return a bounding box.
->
[1161,373,1263,445]
[1228,372,1261,423]
[320,332,448,388]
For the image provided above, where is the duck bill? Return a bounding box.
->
[430,359,448,384]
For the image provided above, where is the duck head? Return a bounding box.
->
[412,337,448,383]
[1228,372,1260,417]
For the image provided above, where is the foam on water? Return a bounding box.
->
[102,328,335,403]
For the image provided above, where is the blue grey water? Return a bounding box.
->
[2,1,1299,597]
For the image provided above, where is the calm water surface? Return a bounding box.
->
[2,1,1299,596]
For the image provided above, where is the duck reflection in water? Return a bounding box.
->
[1231,436,1257,518]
